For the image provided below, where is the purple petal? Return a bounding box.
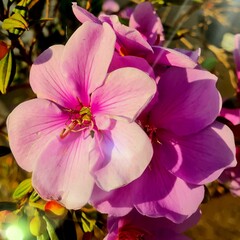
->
[220,107,240,125]
[150,67,221,136]
[90,184,133,216]
[91,67,156,121]
[32,130,96,209]
[174,48,201,63]
[129,2,164,45]
[134,152,204,223]
[99,15,153,56]
[7,99,68,171]
[90,119,153,191]
[108,53,155,79]
[119,7,134,19]
[147,46,198,69]
[91,146,204,222]
[105,208,199,240]
[158,121,236,185]
[30,45,79,109]
[62,22,116,105]
[72,2,101,23]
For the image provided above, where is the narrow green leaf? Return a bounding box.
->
[81,212,96,233]
[29,190,40,202]
[12,178,33,200]
[43,216,59,240]
[0,146,11,157]
[0,48,16,94]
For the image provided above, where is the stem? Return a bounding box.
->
[12,38,33,65]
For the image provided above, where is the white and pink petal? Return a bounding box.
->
[90,119,153,191]
[91,67,156,121]
[72,2,101,24]
[62,21,116,105]
[7,99,68,171]
[32,130,96,209]
[30,45,79,109]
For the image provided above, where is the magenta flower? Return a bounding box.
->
[91,67,236,223]
[7,22,156,209]
[72,2,153,57]
[72,3,199,80]
[129,2,165,45]
[105,209,201,240]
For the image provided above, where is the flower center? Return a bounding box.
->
[60,106,94,139]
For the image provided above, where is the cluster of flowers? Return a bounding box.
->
[7,2,237,239]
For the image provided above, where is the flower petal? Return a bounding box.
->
[90,184,133,217]
[30,45,79,108]
[32,130,95,209]
[72,2,101,23]
[108,53,155,79]
[7,99,67,171]
[147,46,198,69]
[129,2,164,45]
[134,156,204,223]
[62,21,116,105]
[91,67,156,121]
[158,121,236,185]
[91,143,203,223]
[220,107,240,125]
[99,15,153,56]
[150,67,221,136]
[90,119,153,191]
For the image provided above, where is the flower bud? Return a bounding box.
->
[29,215,46,236]
[44,201,68,219]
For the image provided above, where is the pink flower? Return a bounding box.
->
[7,22,156,209]
[91,67,236,223]
[105,209,201,240]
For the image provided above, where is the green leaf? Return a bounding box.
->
[0,201,17,211]
[0,146,11,157]
[2,13,28,36]
[12,178,33,200]
[43,216,59,240]
[0,48,16,94]
[81,212,96,233]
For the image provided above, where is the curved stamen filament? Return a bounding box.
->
[60,120,79,139]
